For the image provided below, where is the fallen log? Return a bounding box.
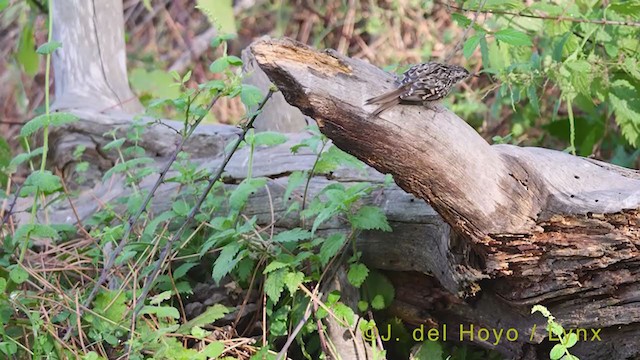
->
[249,37,640,359]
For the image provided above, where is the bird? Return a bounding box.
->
[365,62,471,117]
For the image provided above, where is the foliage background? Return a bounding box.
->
[0,0,639,359]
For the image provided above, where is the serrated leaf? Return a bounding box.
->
[264,269,286,303]
[102,138,125,151]
[8,148,43,169]
[240,84,264,108]
[319,233,346,266]
[172,200,190,216]
[209,57,229,73]
[347,263,369,288]
[21,113,79,137]
[284,171,306,202]
[36,41,62,55]
[272,228,312,243]
[229,177,267,210]
[253,131,287,147]
[363,271,395,310]
[173,262,197,280]
[463,34,481,59]
[212,242,243,284]
[351,206,392,232]
[451,13,471,27]
[149,291,173,305]
[139,305,180,319]
[178,304,230,333]
[263,260,289,274]
[332,302,355,327]
[284,271,304,295]
[415,340,444,360]
[196,0,236,34]
[495,28,532,46]
[9,267,28,284]
[202,341,225,358]
[21,170,62,195]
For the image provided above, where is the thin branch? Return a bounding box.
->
[62,93,221,341]
[439,1,640,27]
[130,88,275,318]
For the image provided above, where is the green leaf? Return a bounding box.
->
[240,84,264,108]
[451,13,471,27]
[415,341,444,360]
[17,25,38,76]
[264,268,286,303]
[202,341,225,358]
[227,55,243,66]
[21,113,79,137]
[528,85,540,114]
[332,302,355,327]
[102,138,125,151]
[494,28,532,46]
[351,206,392,232]
[21,170,62,195]
[253,131,287,147]
[564,332,578,348]
[36,41,62,55]
[553,32,571,62]
[610,79,640,147]
[550,344,566,359]
[479,35,490,68]
[149,291,173,305]
[178,304,230,333]
[173,262,197,280]
[229,177,267,209]
[284,171,305,201]
[209,57,230,73]
[196,0,236,34]
[9,267,29,284]
[363,271,395,310]
[283,271,304,295]
[93,291,127,324]
[463,34,481,59]
[212,242,243,284]
[139,305,180,319]
[263,260,288,274]
[319,233,346,266]
[0,0,8,11]
[347,263,369,288]
[172,200,190,217]
[272,228,312,243]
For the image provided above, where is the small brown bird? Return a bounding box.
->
[365,62,470,116]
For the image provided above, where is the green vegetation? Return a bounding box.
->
[1,0,639,359]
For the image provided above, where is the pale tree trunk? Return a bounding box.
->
[52,0,142,113]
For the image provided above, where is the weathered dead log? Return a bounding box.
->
[249,38,640,359]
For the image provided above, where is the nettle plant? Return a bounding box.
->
[452,0,639,164]
[1,30,398,358]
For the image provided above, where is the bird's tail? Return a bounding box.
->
[364,87,406,117]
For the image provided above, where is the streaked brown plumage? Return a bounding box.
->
[365,62,470,116]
